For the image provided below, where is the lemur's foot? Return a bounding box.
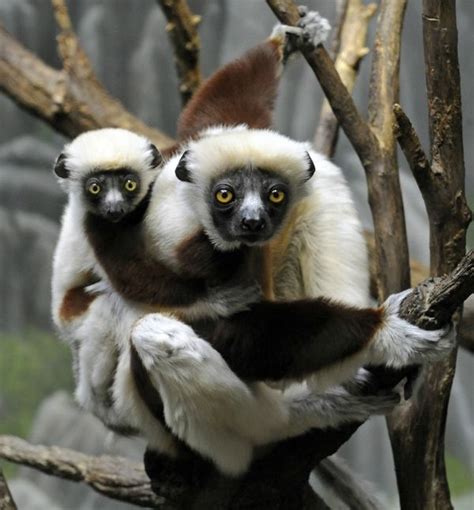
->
[132,314,205,369]
[353,387,402,419]
[270,8,331,61]
[297,7,331,48]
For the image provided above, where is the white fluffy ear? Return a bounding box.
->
[304,151,316,181]
[54,152,69,179]
[175,150,192,182]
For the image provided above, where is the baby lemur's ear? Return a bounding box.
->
[304,151,316,181]
[149,144,163,169]
[54,152,69,179]
[175,150,192,182]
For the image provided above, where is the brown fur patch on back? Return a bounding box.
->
[60,285,96,322]
[177,39,283,141]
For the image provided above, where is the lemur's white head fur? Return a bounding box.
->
[54,128,161,196]
[175,126,316,250]
[182,126,314,188]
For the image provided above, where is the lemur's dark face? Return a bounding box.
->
[209,168,291,245]
[81,169,143,222]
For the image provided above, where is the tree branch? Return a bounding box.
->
[267,0,409,299]
[0,435,172,509]
[0,467,17,510]
[314,0,377,157]
[0,25,174,149]
[157,0,202,105]
[388,2,472,508]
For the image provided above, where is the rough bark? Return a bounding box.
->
[388,2,471,508]
[0,468,17,510]
[314,0,377,157]
[156,0,202,105]
[0,25,174,149]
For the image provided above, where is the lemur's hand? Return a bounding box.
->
[206,280,263,318]
[371,289,456,367]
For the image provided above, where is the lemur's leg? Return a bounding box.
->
[210,290,455,386]
[130,315,402,475]
[131,313,262,476]
[281,383,401,440]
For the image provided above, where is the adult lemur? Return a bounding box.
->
[52,16,453,476]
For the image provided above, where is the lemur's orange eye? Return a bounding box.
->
[88,182,101,195]
[269,189,285,204]
[124,179,137,192]
[215,189,234,204]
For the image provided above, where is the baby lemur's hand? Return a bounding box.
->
[206,280,263,318]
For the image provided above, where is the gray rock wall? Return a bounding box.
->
[0,1,472,505]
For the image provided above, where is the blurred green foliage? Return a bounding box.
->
[447,455,474,496]
[0,329,73,475]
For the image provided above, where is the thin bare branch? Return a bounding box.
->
[394,103,433,192]
[314,0,377,157]
[0,435,173,509]
[0,25,174,149]
[0,468,17,510]
[157,0,202,105]
[365,0,409,299]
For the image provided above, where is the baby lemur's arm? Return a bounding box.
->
[86,210,255,308]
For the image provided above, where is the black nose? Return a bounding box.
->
[241,217,266,232]
[105,210,125,222]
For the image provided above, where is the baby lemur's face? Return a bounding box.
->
[81,168,144,222]
[54,128,162,223]
[209,167,290,245]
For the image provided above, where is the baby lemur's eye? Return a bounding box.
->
[269,188,286,204]
[215,188,234,205]
[88,182,101,195]
[124,179,138,192]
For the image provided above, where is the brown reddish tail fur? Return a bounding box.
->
[177,38,284,141]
